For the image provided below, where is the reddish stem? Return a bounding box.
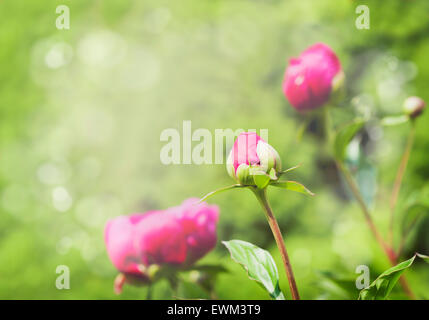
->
[252,187,300,300]
[389,123,416,246]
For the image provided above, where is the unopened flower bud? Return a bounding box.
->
[283,43,343,112]
[403,96,425,119]
[226,132,281,186]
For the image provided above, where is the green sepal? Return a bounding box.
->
[253,172,271,189]
[199,184,243,203]
[268,168,278,180]
[277,164,302,178]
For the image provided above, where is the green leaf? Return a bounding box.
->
[271,181,315,196]
[381,115,409,126]
[253,173,271,189]
[199,185,243,202]
[400,185,429,236]
[401,203,427,236]
[418,184,429,207]
[316,271,358,299]
[296,118,311,142]
[222,240,285,300]
[358,255,416,300]
[334,119,365,161]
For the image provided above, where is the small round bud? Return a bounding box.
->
[403,96,425,119]
[226,132,282,186]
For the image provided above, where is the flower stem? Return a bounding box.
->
[323,106,333,145]
[336,161,396,262]
[146,285,152,300]
[251,187,300,300]
[336,160,416,299]
[389,122,416,246]
[323,108,416,299]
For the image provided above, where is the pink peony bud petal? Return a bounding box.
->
[283,43,342,111]
[226,132,281,185]
[230,132,264,173]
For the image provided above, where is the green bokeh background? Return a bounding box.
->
[1,0,428,299]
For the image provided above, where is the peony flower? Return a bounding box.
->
[104,199,219,293]
[403,96,425,119]
[283,43,344,112]
[104,214,150,276]
[226,132,281,186]
[170,198,219,264]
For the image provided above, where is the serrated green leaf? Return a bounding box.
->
[199,185,243,203]
[334,119,365,160]
[358,256,416,300]
[271,181,315,196]
[222,240,285,300]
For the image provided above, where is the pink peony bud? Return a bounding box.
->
[226,132,281,185]
[104,199,219,293]
[403,96,425,119]
[283,43,344,112]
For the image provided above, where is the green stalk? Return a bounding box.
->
[324,107,416,299]
[251,187,300,300]
[146,285,152,300]
[336,161,397,262]
[389,122,416,246]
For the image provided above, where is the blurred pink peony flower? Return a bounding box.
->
[283,43,343,112]
[174,198,219,263]
[226,132,281,185]
[104,199,219,293]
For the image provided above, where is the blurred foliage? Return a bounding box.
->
[0,0,428,299]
